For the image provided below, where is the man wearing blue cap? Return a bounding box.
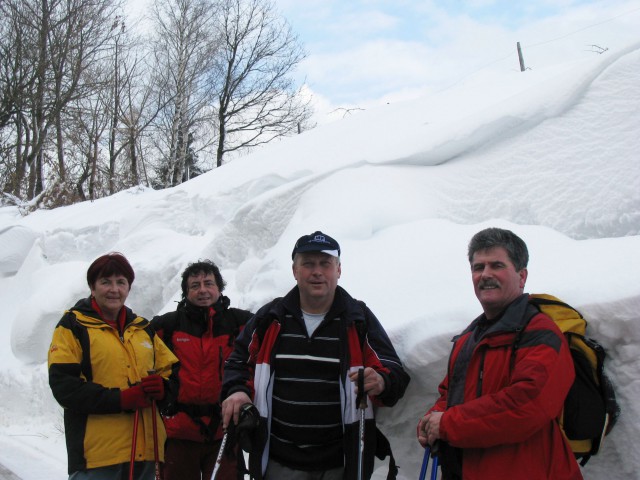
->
[221,231,410,480]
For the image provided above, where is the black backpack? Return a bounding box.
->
[514,294,620,466]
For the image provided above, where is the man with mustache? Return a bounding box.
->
[417,228,583,479]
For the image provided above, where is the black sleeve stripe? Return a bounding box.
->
[60,313,93,382]
[517,328,563,353]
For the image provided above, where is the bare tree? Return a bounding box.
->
[65,64,112,202]
[61,17,172,203]
[1,0,315,203]
[149,0,221,188]
[118,46,168,189]
[0,0,121,201]
[213,0,312,167]
[104,17,162,193]
[0,0,41,197]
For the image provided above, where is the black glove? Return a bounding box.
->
[228,403,260,454]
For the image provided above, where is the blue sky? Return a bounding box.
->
[272,0,640,120]
[125,0,640,122]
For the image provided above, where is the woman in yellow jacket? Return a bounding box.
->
[48,252,178,480]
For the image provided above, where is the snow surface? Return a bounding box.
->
[0,41,639,480]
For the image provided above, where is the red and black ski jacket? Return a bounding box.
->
[427,294,583,480]
[151,296,252,442]
[221,285,410,480]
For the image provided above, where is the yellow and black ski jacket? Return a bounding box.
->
[48,297,178,474]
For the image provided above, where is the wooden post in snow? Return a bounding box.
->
[517,42,526,72]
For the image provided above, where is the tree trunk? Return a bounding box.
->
[216,112,225,168]
[129,128,138,184]
[56,114,66,182]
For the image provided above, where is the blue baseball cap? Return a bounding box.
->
[292,231,341,259]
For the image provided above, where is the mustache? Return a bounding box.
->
[479,279,499,289]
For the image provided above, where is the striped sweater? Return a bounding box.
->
[222,285,411,480]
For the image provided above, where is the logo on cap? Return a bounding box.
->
[311,234,330,245]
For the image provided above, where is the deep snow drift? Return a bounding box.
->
[0,42,639,479]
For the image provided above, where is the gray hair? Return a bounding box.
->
[467,228,529,271]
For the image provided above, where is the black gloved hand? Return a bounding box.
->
[232,403,260,454]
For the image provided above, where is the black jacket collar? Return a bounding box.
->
[455,293,531,341]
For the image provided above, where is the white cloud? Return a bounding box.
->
[278,0,640,107]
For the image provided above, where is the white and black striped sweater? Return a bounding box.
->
[222,285,411,479]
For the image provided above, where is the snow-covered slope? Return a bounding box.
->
[0,42,638,479]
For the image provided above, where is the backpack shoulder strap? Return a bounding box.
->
[509,302,541,374]
[529,293,587,337]
[65,310,94,382]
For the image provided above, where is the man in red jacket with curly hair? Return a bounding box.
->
[417,228,583,480]
[152,260,252,480]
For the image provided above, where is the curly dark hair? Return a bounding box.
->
[467,228,529,271]
[180,260,226,298]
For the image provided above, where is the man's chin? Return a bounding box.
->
[478,290,502,305]
[193,300,212,307]
[479,287,500,296]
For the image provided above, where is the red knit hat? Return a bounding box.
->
[87,252,135,288]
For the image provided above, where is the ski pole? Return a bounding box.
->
[430,441,440,480]
[418,446,430,480]
[431,454,439,480]
[129,408,140,480]
[150,399,160,479]
[210,431,228,480]
[356,368,367,480]
[148,370,161,480]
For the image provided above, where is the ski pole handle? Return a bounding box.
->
[357,368,367,409]
[418,446,430,480]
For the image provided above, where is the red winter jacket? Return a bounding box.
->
[151,296,252,442]
[427,294,583,480]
